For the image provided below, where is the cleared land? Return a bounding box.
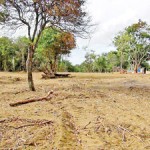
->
[0,72,150,149]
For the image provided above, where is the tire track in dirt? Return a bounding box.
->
[58,111,82,150]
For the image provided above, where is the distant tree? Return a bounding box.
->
[126,20,150,73]
[141,61,150,70]
[114,32,130,70]
[94,54,107,72]
[15,37,30,71]
[106,51,119,70]
[114,20,150,73]
[58,60,75,72]
[0,0,90,90]
[83,50,96,72]
[0,37,15,71]
[73,64,83,72]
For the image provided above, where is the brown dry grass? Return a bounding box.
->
[0,72,150,150]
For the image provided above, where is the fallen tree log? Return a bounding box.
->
[41,73,55,79]
[42,72,70,79]
[10,91,53,107]
[55,73,70,77]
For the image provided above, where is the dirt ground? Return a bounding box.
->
[0,72,150,150]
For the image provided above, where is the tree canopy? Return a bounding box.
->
[114,20,150,73]
[36,27,76,74]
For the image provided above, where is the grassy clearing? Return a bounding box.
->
[0,72,150,149]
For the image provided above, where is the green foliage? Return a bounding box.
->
[141,61,150,69]
[114,32,131,69]
[14,37,30,71]
[0,36,30,71]
[0,37,15,71]
[94,54,107,72]
[74,51,121,73]
[82,50,96,72]
[58,60,75,72]
[106,51,120,71]
[37,28,75,54]
[36,28,76,72]
[114,20,150,72]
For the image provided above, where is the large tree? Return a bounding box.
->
[126,20,150,73]
[0,0,90,90]
[83,50,96,72]
[114,20,150,73]
[114,32,130,70]
[36,27,76,76]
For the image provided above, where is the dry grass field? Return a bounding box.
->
[0,72,150,150]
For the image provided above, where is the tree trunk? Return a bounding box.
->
[49,61,55,77]
[0,60,2,71]
[12,56,15,71]
[120,50,123,71]
[53,55,57,74]
[3,57,8,71]
[134,64,138,73]
[21,50,26,71]
[26,45,35,91]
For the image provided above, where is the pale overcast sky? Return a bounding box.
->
[68,0,150,65]
[1,0,150,65]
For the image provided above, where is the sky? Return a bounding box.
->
[67,0,150,65]
[1,0,150,65]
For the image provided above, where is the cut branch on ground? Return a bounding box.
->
[9,91,54,107]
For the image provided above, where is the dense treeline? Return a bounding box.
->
[0,36,149,73]
[72,50,149,73]
[0,20,150,73]
[0,36,29,71]
[0,35,75,72]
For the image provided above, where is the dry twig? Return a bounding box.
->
[117,125,144,143]
[14,120,53,129]
[83,121,91,129]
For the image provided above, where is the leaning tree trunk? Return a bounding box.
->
[26,45,35,91]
